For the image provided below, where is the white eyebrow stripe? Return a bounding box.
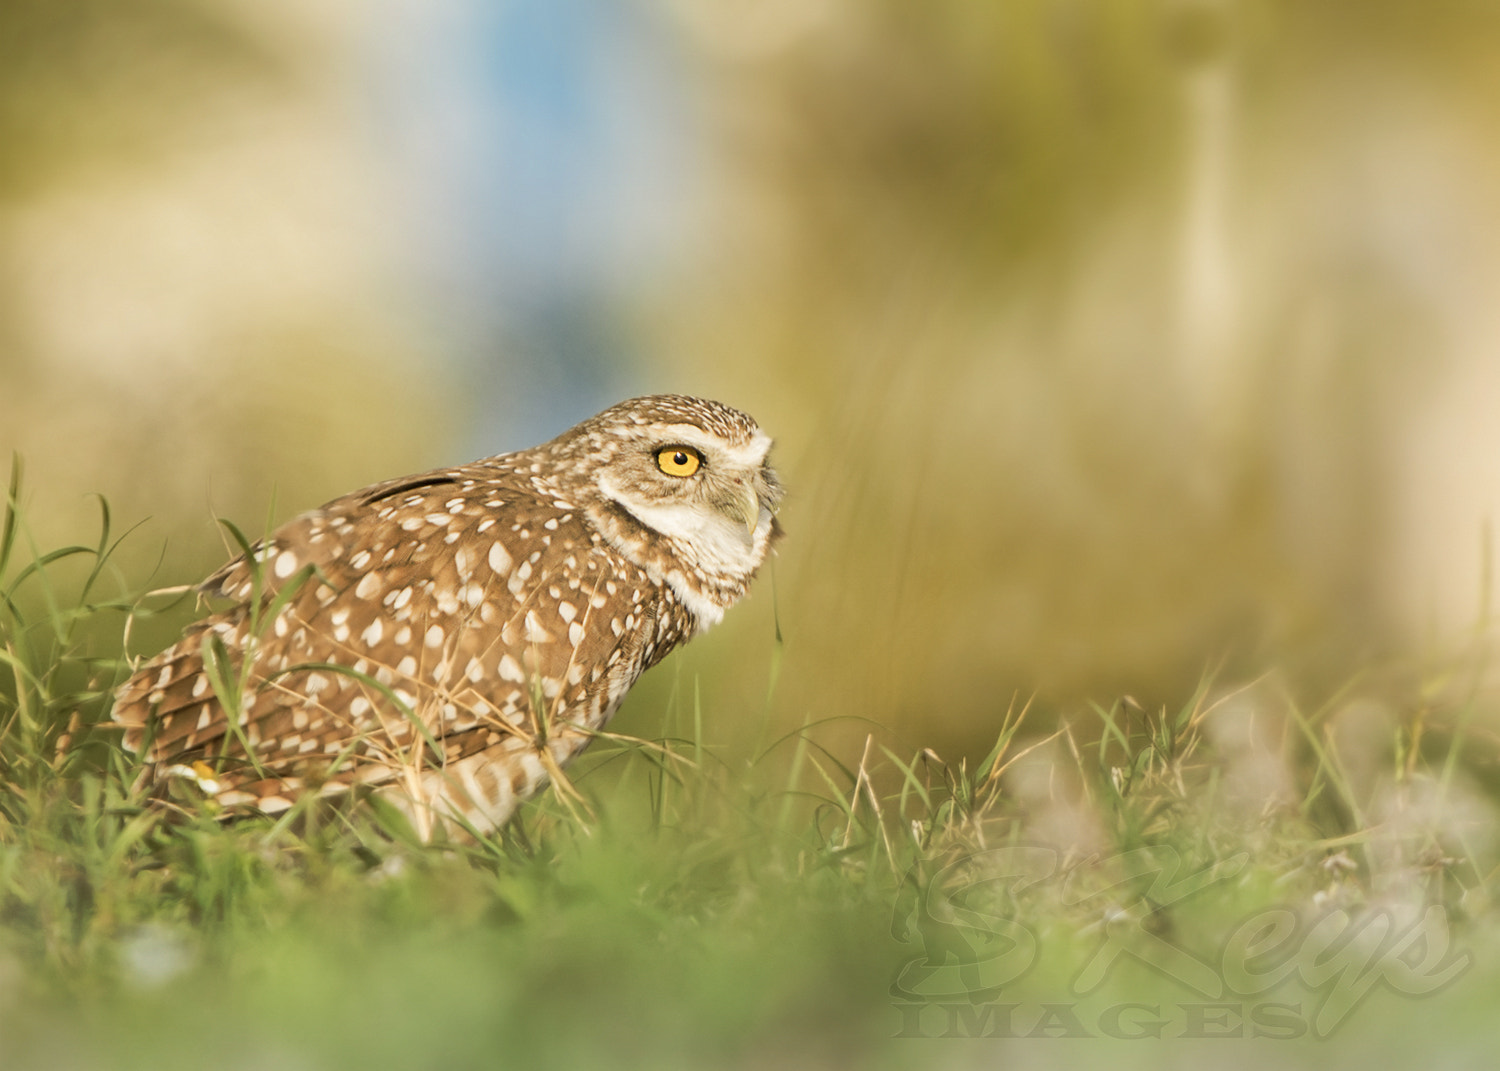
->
[658,426,772,468]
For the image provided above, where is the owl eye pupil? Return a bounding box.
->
[673,452,688,466]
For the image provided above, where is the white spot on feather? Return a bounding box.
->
[524,611,552,643]
[498,654,524,682]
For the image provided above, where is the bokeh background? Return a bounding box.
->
[5,0,1500,761]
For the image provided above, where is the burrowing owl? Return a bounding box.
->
[112,395,783,838]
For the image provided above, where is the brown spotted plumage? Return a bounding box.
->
[112,395,783,838]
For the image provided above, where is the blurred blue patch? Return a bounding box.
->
[369,0,698,453]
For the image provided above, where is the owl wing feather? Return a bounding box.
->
[112,462,690,824]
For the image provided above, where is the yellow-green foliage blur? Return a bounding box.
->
[5,0,1500,761]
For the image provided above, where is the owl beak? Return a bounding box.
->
[742,484,764,538]
[717,481,763,541]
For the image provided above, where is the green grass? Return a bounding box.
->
[3,460,1500,1069]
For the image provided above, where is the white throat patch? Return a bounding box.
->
[597,474,774,630]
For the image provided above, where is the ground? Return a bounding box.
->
[3,481,1499,1070]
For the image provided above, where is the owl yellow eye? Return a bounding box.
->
[655,445,702,477]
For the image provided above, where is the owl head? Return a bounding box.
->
[548,395,784,625]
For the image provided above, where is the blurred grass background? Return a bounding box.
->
[5,2,1500,1064]
[7,0,1500,760]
